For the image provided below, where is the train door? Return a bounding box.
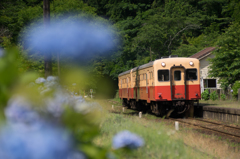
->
[120,79,122,98]
[146,71,150,102]
[127,77,128,97]
[170,67,186,100]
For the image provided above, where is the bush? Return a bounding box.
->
[201,89,209,100]
[232,81,240,98]
[210,91,218,101]
[220,94,226,100]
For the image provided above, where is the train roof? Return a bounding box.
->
[118,61,154,77]
[118,70,131,77]
[118,57,199,77]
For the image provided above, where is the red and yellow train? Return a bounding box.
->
[118,57,201,116]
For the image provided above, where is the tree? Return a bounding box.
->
[43,0,52,77]
[209,22,240,89]
[135,15,200,57]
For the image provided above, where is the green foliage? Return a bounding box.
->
[1,0,240,95]
[187,32,220,49]
[62,108,109,159]
[0,47,140,158]
[1,37,12,48]
[172,44,199,57]
[210,91,218,101]
[220,94,226,100]
[0,47,19,107]
[209,22,240,87]
[232,80,240,97]
[229,0,240,23]
[201,89,210,100]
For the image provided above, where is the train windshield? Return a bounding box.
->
[174,70,181,81]
[158,70,169,81]
[186,69,197,80]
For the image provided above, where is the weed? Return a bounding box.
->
[220,94,226,101]
[201,90,210,100]
[210,91,218,101]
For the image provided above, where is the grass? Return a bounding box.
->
[95,99,240,159]
[95,100,215,159]
[199,99,240,109]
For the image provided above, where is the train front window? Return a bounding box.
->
[174,70,181,81]
[158,70,169,81]
[186,69,197,80]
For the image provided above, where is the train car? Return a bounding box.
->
[118,57,201,116]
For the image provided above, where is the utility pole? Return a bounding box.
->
[149,47,152,61]
[43,0,52,78]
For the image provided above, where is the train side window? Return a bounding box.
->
[158,70,169,81]
[186,69,197,80]
[174,70,181,81]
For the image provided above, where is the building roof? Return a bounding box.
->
[190,47,216,59]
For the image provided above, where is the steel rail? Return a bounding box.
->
[189,118,240,131]
[169,118,240,139]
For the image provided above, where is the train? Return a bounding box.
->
[118,56,201,117]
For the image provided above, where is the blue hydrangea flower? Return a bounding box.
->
[112,130,144,149]
[46,92,71,117]
[5,96,40,126]
[35,77,46,84]
[2,96,86,159]
[0,123,85,159]
[47,76,58,82]
[23,20,116,59]
[74,96,85,103]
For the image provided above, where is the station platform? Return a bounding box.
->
[194,104,240,124]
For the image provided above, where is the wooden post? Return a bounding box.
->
[43,0,52,78]
[175,121,179,131]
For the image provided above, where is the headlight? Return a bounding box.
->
[161,62,166,67]
[189,61,193,66]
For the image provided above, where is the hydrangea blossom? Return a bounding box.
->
[46,91,72,117]
[32,76,100,116]
[5,96,40,126]
[0,123,85,159]
[35,76,59,95]
[47,76,58,82]
[112,130,144,149]
[1,72,103,158]
[44,76,58,90]
[35,77,46,84]
[2,96,86,159]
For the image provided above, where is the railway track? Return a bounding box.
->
[109,101,240,141]
[170,118,240,139]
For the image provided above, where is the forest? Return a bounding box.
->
[1,0,240,94]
